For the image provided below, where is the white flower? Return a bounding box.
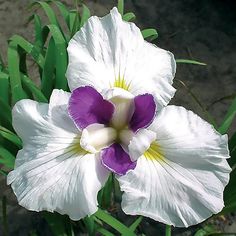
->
[7,7,231,228]
[66,7,176,110]
[8,87,231,227]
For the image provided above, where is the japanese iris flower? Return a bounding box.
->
[7,8,231,228]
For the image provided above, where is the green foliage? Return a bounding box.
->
[0,1,235,236]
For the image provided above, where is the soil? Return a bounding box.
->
[0,0,236,235]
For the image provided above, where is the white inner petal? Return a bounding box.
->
[80,123,117,153]
[109,95,134,129]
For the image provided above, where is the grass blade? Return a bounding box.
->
[141,28,158,41]
[0,98,12,126]
[117,0,124,16]
[128,216,143,232]
[123,12,136,22]
[21,73,48,103]
[46,25,68,91]
[0,126,22,148]
[176,59,206,66]
[0,146,15,169]
[41,38,55,99]
[97,228,115,236]
[218,96,236,134]
[80,4,90,28]
[0,71,9,104]
[8,41,27,103]
[94,209,136,236]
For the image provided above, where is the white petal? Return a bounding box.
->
[48,89,78,133]
[127,129,156,161]
[80,123,117,153]
[117,106,231,227]
[66,7,176,108]
[8,97,109,220]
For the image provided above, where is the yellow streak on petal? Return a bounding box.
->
[67,136,89,156]
[144,141,165,161]
[113,76,131,91]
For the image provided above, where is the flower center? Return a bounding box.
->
[79,89,136,153]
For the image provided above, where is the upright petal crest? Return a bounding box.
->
[66,7,176,108]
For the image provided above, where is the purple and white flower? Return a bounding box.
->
[7,7,231,228]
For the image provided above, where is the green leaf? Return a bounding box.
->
[41,38,55,99]
[69,11,78,36]
[221,168,236,214]
[97,228,115,236]
[44,212,70,236]
[21,73,48,103]
[165,225,171,236]
[117,0,124,16]
[33,14,44,49]
[0,126,22,148]
[8,35,45,103]
[0,71,9,104]
[123,12,136,22]
[0,98,12,126]
[53,1,70,27]
[70,10,80,37]
[128,216,143,232]
[94,209,136,236]
[46,25,68,91]
[83,216,95,236]
[0,146,15,169]
[32,1,59,27]
[141,28,158,41]
[228,132,236,167]
[8,41,27,103]
[176,59,207,66]
[80,4,90,28]
[218,96,236,134]
[98,174,113,208]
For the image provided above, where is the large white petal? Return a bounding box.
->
[8,92,109,220]
[66,7,176,108]
[118,106,231,227]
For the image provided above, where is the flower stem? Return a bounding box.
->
[165,225,171,236]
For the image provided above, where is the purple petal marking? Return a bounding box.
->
[101,143,136,175]
[129,94,156,132]
[68,86,114,129]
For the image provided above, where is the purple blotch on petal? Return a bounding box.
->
[68,86,114,129]
[129,94,156,132]
[101,143,136,175]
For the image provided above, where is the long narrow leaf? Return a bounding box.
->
[218,96,236,134]
[0,126,22,148]
[0,71,9,104]
[141,28,158,41]
[117,0,124,16]
[0,98,12,126]
[46,25,68,91]
[176,59,206,66]
[8,41,27,103]
[94,209,136,236]
[21,74,48,103]
[80,4,90,28]
[41,38,55,98]
[0,146,15,169]
[123,12,136,22]
[54,1,70,27]
[128,216,143,232]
